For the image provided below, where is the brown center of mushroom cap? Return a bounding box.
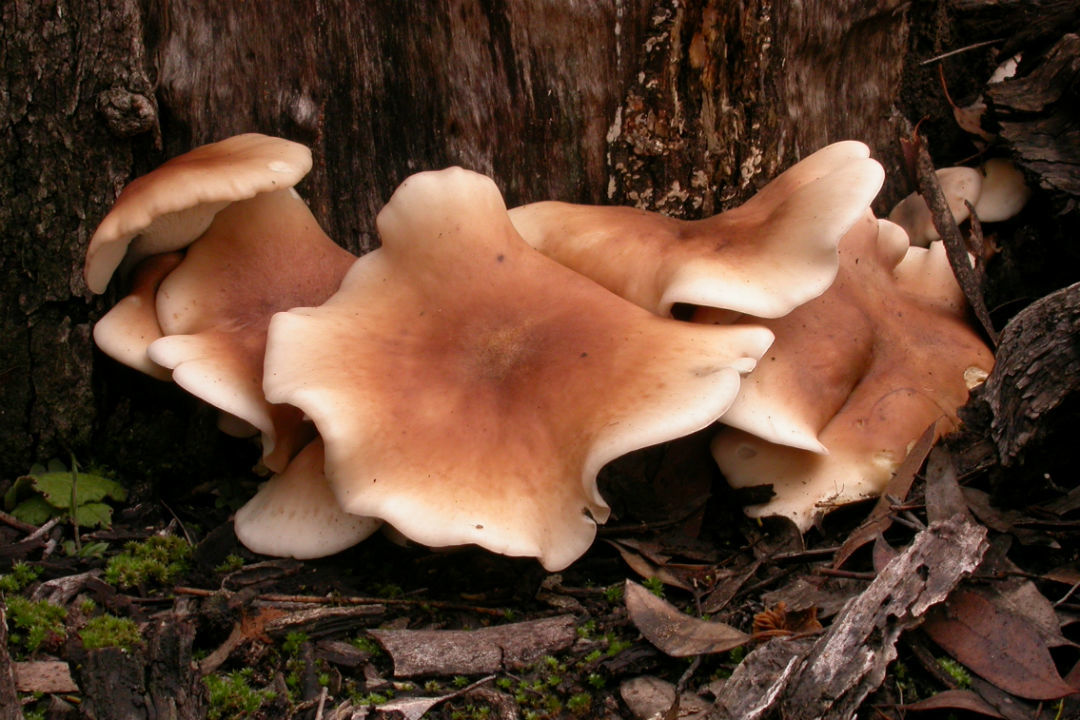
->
[263,167,775,570]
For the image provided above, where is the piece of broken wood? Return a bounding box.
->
[710,513,989,719]
[369,615,577,677]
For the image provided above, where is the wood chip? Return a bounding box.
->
[711,514,988,719]
[370,615,577,677]
[13,661,79,694]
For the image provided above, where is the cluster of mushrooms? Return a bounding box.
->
[85,134,1012,571]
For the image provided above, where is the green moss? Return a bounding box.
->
[602,584,623,604]
[5,596,67,656]
[350,635,383,656]
[642,576,665,598]
[936,657,972,688]
[281,631,308,657]
[0,562,41,593]
[214,554,245,574]
[104,536,191,589]
[79,614,142,651]
[566,693,592,715]
[204,669,276,719]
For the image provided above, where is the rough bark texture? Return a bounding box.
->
[1,1,911,484]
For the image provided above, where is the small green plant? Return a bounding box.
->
[452,675,470,688]
[0,562,42,593]
[5,596,67,656]
[566,692,592,715]
[575,619,597,639]
[4,460,127,529]
[586,672,605,689]
[603,584,623,604]
[214,554,245,574]
[104,535,191,589]
[205,668,276,720]
[350,635,383,655]
[80,614,142,651]
[936,657,972,688]
[642,576,665,598]
[281,631,308,657]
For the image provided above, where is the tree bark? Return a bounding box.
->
[1,0,912,481]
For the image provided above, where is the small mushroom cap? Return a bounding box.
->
[973,157,1031,222]
[509,141,884,317]
[85,133,312,293]
[264,167,774,570]
[92,252,183,381]
[234,439,382,559]
[148,188,355,471]
[708,215,995,529]
[887,166,983,247]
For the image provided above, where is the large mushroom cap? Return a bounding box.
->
[509,140,884,317]
[234,439,382,559]
[148,187,356,472]
[706,217,995,530]
[85,133,312,293]
[264,167,774,570]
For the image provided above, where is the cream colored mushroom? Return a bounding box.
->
[91,252,183,381]
[702,216,995,530]
[148,188,356,472]
[234,439,382,559]
[888,167,983,247]
[263,167,776,570]
[84,133,312,293]
[509,141,884,317]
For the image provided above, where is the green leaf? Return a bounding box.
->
[27,471,128,510]
[3,476,34,511]
[11,496,59,526]
[72,502,114,529]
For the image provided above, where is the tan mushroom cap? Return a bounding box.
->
[148,188,356,472]
[85,133,312,293]
[887,166,983,247]
[973,157,1031,223]
[234,439,382,559]
[706,217,995,530]
[263,167,775,571]
[92,252,183,381]
[509,141,884,317]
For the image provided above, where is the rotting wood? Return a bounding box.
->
[976,281,1080,466]
[370,615,578,678]
[710,513,989,720]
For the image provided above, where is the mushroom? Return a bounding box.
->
[148,187,356,472]
[84,133,312,294]
[701,216,995,530]
[887,166,982,247]
[91,252,183,381]
[508,141,884,317]
[263,167,775,570]
[973,157,1031,223]
[234,439,382,559]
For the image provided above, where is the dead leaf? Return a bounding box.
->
[14,661,79,693]
[620,676,712,720]
[624,580,749,657]
[923,589,1077,700]
[607,539,694,591]
[902,688,1005,717]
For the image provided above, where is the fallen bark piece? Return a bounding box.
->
[370,615,577,677]
[263,604,386,639]
[976,281,1080,467]
[711,514,988,719]
[625,580,750,657]
[13,661,78,693]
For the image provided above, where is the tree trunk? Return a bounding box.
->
[1,0,910,481]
